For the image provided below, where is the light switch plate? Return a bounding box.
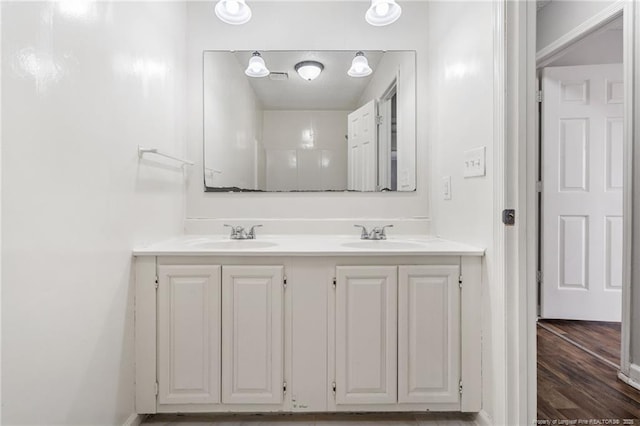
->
[464,146,486,178]
[442,176,452,200]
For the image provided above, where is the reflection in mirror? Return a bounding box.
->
[203,50,416,192]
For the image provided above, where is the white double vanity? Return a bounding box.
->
[134,234,484,416]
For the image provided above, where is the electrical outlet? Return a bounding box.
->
[464,146,486,178]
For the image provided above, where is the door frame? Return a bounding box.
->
[509,1,637,424]
[501,2,538,424]
[378,78,398,191]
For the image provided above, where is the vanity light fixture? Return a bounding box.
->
[347,52,373,77]
[365,0,402,26]
[214,0,252,25]
[295,61,324,81]
[245,51,269,77]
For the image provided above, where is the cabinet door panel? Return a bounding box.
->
[335,266,397,405]
[157,265,221,405]
[398,265,460,404]
[222,266,284,404]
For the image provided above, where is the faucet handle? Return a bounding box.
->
[378,224,394,239]
[247,224,263,239]
[223,224,242,238]
[354,224,369,239]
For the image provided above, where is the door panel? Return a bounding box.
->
[222,265,284,404]
[541,64,623,321]
[398,266,460,404]
[157,265,221,405]
[347,100,377,191]
[335,266,397,405]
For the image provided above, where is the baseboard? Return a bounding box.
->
[619,364,640,392]
[122,413,145,426]
[630,362,640,382]
[474,409,493,426]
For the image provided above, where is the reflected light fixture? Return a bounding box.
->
[245,52,269,78]
[215,0,252,25]
[347,52,373,77]
[295,61,324,81]
[365,0,402,26]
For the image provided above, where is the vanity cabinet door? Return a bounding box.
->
[335,266,397,405]
[398,265,460,404]
[157,265,221,405]
[222,265,284,404]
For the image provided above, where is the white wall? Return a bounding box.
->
[203,53,264,190]
[1,2,187,425]
[263,110,348,191]
[426,1,498,423]
[185,1,431,234]
[546,28,623,66]
[358,51,416,191]
[537,0,619,52]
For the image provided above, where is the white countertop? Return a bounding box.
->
[133,235,485,257]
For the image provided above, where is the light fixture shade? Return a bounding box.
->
[347,52,373,77]
[245,52,269,78]
[365,0,402,26]
[295,61,324,81]
[215,0,252,25]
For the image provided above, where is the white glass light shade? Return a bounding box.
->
[295,61,324,81]
[365,0,401,26]
[347,52,373,77]
[245,52,269,78]
[215,0,251,25]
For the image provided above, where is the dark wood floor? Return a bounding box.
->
[539,319,621,366]
[538,320,640,421]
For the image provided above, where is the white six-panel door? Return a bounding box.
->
[222,265,284,404]
[541,64,623,321]
[398,265,460,404]
[157,265,221,405]
[347,99,378,191]
[335,266,397,404]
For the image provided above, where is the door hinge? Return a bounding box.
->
[155,382,159,396]
[284,275,287,289]
[502,209,516,226]
[459,380,463,395]
[155,277,159,290]
[283,381,287,394]
[332,277,337,289]
[537,90,543,103]
[536,181,543,193]
[376,115,383,125]
[536,270,542,284]
[458,275,463,289]
[332,382,336,393]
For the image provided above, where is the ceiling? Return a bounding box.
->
[233,50,384,110]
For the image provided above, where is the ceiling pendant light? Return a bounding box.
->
[365,0,402,26]
[295,61,324,81]
[215,0,252,25]
[245,52,269,78]
[347,52,373,77]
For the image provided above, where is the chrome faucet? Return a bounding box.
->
[354,224,394,240]
[224,224,263,240]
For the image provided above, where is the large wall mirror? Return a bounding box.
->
[203,50,416,192]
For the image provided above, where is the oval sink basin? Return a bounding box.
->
[341,240,426,250]
[191,240,279,249]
